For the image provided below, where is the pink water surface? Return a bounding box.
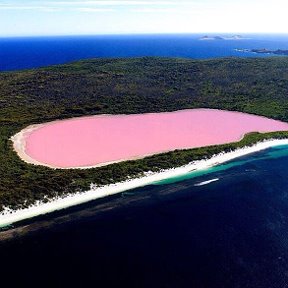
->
[25,109,288,168]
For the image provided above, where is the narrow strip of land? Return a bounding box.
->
[2,138,288,227]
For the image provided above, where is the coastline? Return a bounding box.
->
[2,138,288,228]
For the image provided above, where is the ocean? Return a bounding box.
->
[1,34,288,71]
[1,34,288,288]
[2,145,288,287]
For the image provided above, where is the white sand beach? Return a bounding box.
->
[1,138,288,228]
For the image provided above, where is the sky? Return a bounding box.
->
[0,0,287,36]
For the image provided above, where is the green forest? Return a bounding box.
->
[1,56,288,211]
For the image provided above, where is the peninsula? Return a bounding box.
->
[236,48,288,56]
[251,49,288,55]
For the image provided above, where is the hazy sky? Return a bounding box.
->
[0,0,287,36]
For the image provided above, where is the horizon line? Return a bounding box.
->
[1,32,288,38]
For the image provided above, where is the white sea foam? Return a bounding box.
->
[194,178,219,186]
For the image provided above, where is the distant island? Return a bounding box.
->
[199,35,225,40]
[236,48,288,56]
[199,35,245,40]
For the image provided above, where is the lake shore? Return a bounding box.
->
[2,138,288,228]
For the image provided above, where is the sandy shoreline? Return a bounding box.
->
[11,123,51,167]
[2,138,288,228]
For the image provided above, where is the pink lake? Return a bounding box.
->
[24,109,288,168]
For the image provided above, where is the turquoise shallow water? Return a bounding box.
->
[155,144,288,185]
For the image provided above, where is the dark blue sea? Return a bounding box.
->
[2,145,288,288]
[1,34,288,71]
